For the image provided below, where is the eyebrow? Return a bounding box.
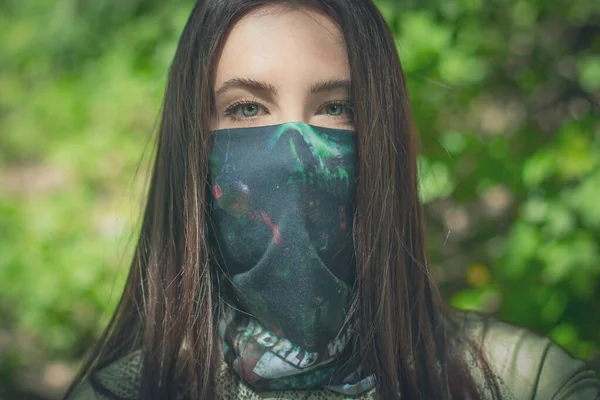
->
[309,78,351,93]
[214,77,351,97]
[215,78,278,97]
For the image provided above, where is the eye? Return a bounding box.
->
[223,100,266,120]
[326,103,344,116]
[322,102,353,118]
[240,104,260,117]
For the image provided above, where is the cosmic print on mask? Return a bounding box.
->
[208,122,355,256]
[208,122,365,392]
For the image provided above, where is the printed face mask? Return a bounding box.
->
[208,122,374,394]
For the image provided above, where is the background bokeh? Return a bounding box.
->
[1,0,599,398]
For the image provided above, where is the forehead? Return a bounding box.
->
[214,5,349,89]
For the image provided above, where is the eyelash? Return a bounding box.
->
[223,99,354,121]
[223,99,263,121]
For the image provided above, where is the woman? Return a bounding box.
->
[64,0,600,399]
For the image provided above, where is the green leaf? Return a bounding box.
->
[438,49,486,85]
[541,203,576,238]
[549,323,579,349]
[502,222,540,278]
[396,12,452,71]
[450,289,484,311]
[538,235,600,284]
[522,149,556,188]
[521,197,550,224]
[555,124,598,180]
[418,157,456,203]
[579,56,600,92]
[564,170,600,229]
[540,291,568,324]
[440,130,467,154]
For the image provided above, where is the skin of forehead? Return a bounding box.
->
[213,5,349,95]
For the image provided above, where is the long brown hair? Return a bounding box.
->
[64,1,502,399]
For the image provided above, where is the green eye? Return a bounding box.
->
[325,102,353,117]
[325,103,345,116]
[241,104,259,117]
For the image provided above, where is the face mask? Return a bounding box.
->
[208,122,374,394]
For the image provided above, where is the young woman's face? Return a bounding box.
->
[212,6,353,131]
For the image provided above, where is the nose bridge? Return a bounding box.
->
[275,86,310,125]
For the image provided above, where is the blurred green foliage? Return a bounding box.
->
[0,0,599,396]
